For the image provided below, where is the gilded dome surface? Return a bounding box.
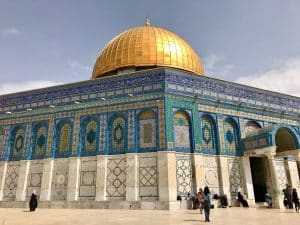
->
[92,23,204,79]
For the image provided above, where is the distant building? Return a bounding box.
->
[0,21,299,209]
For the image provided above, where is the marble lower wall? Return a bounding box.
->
[0,152,298,210]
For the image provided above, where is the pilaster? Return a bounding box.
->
[240,156,255,205]
[40,158,54,201]
[193,154,205,190]
[15,160,31,201]
[95,155,107,201]
[126,153,138,201]
[0,162,8,200]
[67,157,81,201]
[218,156,231,199]
[158,151,177,202]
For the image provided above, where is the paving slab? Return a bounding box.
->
[0,207,299,225]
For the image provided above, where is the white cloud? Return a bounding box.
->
[68,60,90,71]
[0,80,62,95]
[236,57,300,97]
[202,53,235,77]
[2,27,21,36]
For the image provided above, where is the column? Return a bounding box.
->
[67,157,81,201]
[266,153,284,209]
[158,151,177,202]
[0,162,8,200]
[241,156,255,205]
[40,158,54,201]
[126,153,138,201]
[95,155,107,201]
[15,160,31,201]
[193,154,205,191]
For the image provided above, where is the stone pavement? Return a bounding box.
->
[0,207,299,225]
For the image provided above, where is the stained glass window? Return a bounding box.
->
[174,111,191,150]
[139,110,156,149]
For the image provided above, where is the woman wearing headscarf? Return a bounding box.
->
[29,190,38,211]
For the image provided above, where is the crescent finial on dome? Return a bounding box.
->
[145,16,150,26]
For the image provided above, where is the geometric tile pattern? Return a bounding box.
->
[0,127,4,159]
[27,163,43,198]
[83,119,98,154]
[202,155,220,195]
[275,160,288,191]
[128,111,135,149]
[4,164,19,199]
[0,126,10,160]
[176,156,193,196]
[11,128,25,160]
[139,157,158,197]
[99,114,107,152]
[79,160,96,198]
[58,123,72,156]
[106,158,126,197]
[51,159,69,200]
[33,125,47,159]
[228,159,243,197]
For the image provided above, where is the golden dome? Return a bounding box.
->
[92,23,204,79]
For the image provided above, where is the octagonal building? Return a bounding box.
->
[0,21,299,210]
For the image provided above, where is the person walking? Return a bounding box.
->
[292,188,300,212]
[29,189,38,211]
[198,188,204,214]
[203,186,211,222]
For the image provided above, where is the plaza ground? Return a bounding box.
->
[0,207,299,225]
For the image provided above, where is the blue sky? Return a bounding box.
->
[0,0,300,96]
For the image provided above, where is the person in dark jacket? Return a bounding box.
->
[203,186,211,222]
[29,190,38,211]
[237,191,249,207]
[292,188,300,212]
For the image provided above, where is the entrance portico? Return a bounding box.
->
[242,124,300,209]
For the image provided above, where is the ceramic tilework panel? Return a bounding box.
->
[217,118,225,152]
[176,156,193,196]
[0,127,4,159]
[228,159,243,197]
[99,114,107,152]
[128,111,135,149]
[202,155,220,195]
[139,111,157,149]
[33,126,47,159]
[51,159,69,200]
[4,163,20,199]
[59,123,72,156]
[275,160,288,191]
[72,112,80,156]
[27,162,43,198]
[10,128,25,160]
[139,157,158,197]
[158,101,165,149]
[244,121,261,137]
[22,123,32,159]
[224,120,237,153]
[201,116,215,150]
[111,117,126,154]
[79,159,96,198]
[174,111,191,149]
[106,158,126,197]
[0,126,10,160]
[46,115,54,157]
[83,120,98,155]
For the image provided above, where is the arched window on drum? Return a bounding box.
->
[224,118,240,156]
[110,116,126,154]
[10,126,26,160]
[201,115,218,154]
[56,120,73,158]
[32,123,48,159]
[138,110,157,151]
[174,110,192,152]
[82,118,98,156]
